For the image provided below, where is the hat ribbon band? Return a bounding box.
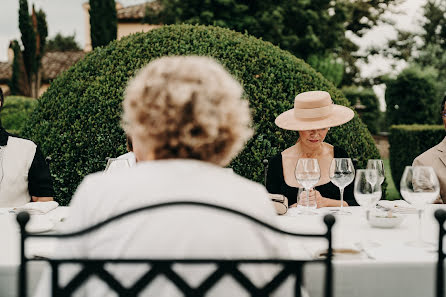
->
[294,104,333,119]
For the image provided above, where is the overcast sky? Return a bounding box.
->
[0,0,427,80]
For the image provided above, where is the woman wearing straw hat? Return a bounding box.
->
[266,90,357,208]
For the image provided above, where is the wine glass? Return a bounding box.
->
[354,169,382,211]
[367,159,385,197]
[354,169,382,247]
[329,158,355,215]
[295,158,320,215]
[400,166,439,247]
[104,158,131,173]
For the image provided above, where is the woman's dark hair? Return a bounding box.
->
[442,96,446,113]
[126,135,133,152]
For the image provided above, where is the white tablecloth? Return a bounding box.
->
[279,202,445,297]
[0,203,445,297]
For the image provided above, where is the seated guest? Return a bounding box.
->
[0,88,53,207]
[266,91,357,207]
[413,96,446,203]
[35,56,289,296]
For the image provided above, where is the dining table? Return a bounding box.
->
[0,201,445,297]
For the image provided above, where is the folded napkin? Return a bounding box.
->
[14,201,59,215]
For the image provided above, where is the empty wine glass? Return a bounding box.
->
[354,169,382,247]
[104,158,131,173]
[295,158,320,215]
[354,169,382,211]
[400,166,439,247]
[329,158,355,215]
[367,159,385,197]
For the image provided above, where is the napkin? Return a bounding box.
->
[14,201,59,215]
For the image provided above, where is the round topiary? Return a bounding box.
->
[23,24,380,205]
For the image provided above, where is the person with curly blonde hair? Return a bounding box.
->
[35,56,289,297]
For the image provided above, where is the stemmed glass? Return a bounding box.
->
[104,158,131,173]
[354,169,382,247]
[367,159,385,197]
[354,169,382,212]
[295,158,320,215]
[400,166,439,247]
[329,158,355,215]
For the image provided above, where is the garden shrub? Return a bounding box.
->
[342,87,380,134]
[1,96,37,135]
[385,66,440,126]
[389,124,444,191]
[23,24,380,205]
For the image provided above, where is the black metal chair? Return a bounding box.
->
[17,201,335,297]
[435,209,446,297]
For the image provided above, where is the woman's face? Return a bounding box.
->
[298,128,329,148]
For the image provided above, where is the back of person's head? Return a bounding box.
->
[122,56,253,166]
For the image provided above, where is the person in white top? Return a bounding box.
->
[35,56,294,297]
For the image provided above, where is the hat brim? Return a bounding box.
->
[275,104,354,131]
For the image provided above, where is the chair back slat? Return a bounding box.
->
[435,209,446,297]
[17,201,335,297]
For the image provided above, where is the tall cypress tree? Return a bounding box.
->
[89,0,117,49]
[13,0,47,97]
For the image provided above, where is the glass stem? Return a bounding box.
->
[340,187,345,210]
[417,209,423,245]
[306,188,310,211]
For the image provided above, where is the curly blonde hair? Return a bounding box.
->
[122,56,253,166]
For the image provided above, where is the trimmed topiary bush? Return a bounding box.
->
[2,96,37,135]
[23,24,379,205]
[389,124,445,191]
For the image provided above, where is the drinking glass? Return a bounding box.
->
[400,166,439,247]
[104,158,131,173]
[354,169,382,247]
[367,159,385,196]
[354,169,382,211]
[329,158,355,215]
[295,158,320,215]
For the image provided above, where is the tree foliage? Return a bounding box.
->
[342,86,380,134]
[145,0,401,86]
[47,33,81,51]
[385,66,440,126]
[89,0,117,49]
[11,1,47,98]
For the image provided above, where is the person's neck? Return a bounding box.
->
[296,140,324,158]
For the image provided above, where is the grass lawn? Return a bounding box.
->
[383,159,400,200]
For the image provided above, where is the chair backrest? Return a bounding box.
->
[435,209,446,297]
[17,201,335,297]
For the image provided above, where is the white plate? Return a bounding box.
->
[26,216,55,233]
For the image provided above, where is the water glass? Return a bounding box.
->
[295,158,320,214]
[354,169,382,210]
[367,159,385,195]
[400,166,439,247]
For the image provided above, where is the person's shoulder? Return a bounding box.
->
[413,145,440,165]
[7,133,36,148]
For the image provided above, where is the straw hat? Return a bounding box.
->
[275,91,354,131]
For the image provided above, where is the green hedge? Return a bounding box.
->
[23,24,380,205]
[389,124,445,191]
[1,96,37,135]
[342,87,381,134]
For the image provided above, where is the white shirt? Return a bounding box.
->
[35,159,293,297]
[0,136,36,207]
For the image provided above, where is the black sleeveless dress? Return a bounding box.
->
[265,146,357,206]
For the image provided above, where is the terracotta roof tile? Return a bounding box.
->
[0,62,12,81]
[0,51,85,83]
[117,1,161,20]
[41,51,85,81]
